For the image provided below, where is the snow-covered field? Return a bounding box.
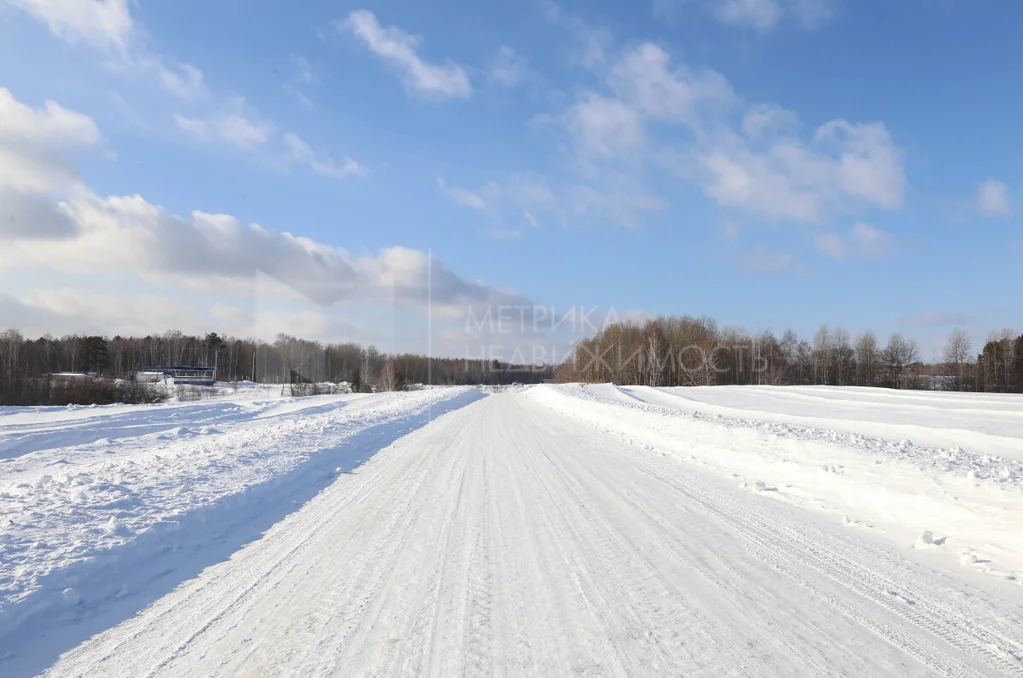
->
[2,384,1023,675]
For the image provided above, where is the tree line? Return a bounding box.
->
[1,320,1020,405]
[0,328,553,405]
[554,316,1023,393]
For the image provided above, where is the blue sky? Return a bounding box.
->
[0,0,1020,360]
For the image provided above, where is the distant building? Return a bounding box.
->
[137,366,216,386]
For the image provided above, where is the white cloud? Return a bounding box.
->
[566,178,669,228]
[1,87,531,344]
[341,10,471,98]
[6,0,133,51]
[741,103,798,139]
[176,109,275,149]
[490,46,528,87]
[656,0,835,31]
[814,120,904,209]
[437,177,491,211]
[539,1,613,68]
[812,222,893,259]
[0,140,77,194]
[849,221,892,257]
[173,114,207,138]
[437,171,663,230]
[6,0,209,101]
[607,43,734,124]
[219,114,275,148]
[698,146,819,221]
[786,0,835,27]
[0,87,99,147]
[564,94,644,158]
[696,116,905,221]
[293,54,314,85]
[158,62,207,100]
[2,188,528,317]
[0,187,78,238]
[0,87,98,238]
[284,131,366,179]
[717,0,783,31]
[284,55,316,109]
[976,178,1011,217]
[545,38,904,234]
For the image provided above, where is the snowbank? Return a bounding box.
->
[531,384,1023,585]
[0,387,483,651]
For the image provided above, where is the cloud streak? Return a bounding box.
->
[655,0,836,31]
[341,10,471,98]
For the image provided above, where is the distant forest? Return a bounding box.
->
[555,317,1023,393]
[0,329,553,406]
[1,317,1021,407]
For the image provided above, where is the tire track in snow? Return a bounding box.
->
[37,390,1023,677]
[546,390,1023,676]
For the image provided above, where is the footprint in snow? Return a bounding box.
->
[913,530,947,549]
[741,480,778,492]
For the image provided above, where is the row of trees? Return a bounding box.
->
[554,316,1023,392]
[976,330,1023,393]
[0,329,553,402]
[2,320,1019,401]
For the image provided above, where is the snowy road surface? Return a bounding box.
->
[4,386,1020,677]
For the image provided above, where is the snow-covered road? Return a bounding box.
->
[22,388,1023,677]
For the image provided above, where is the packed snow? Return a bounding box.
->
[1,384,1022,675]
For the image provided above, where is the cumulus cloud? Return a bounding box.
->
[976,179,1011,217]
[0,187,78,238]
[0,87,98,239]
[0,87,99,147]
[0,137,78,195]
[696,117,905,221]
[3,191,530,316]
[606,43,734,124]
[284,132,366,179]
[341,10,471,98]
[1,87,531,343]
[1,287,384,344]
[564,94,645,159]
[554,41,904,231]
